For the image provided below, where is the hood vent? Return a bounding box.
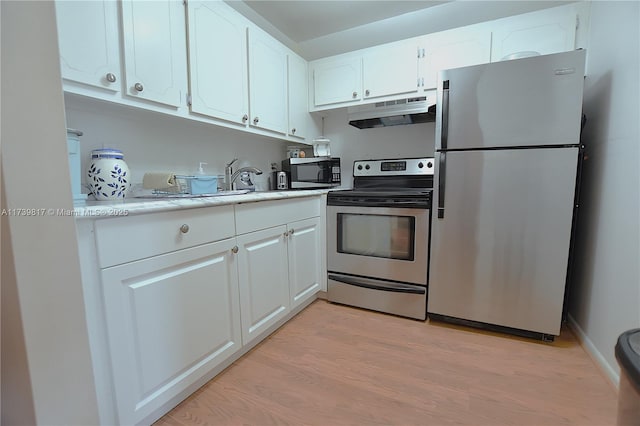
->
[348,96,436,129]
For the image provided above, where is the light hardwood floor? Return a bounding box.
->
[155,300,617,426]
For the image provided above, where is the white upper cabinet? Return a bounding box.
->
[362,41,420,100]
[55,0,121,92]
[186,0,249,125]
[287,53,309,140]
[308,4,583,112]
[121,0,187,108]
[491,6,577,62]
[248,28,288,134]
[311,54,362,107]
[310,42,419,109]
[421,26,492,90]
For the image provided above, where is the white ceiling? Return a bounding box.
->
[242,1,449,42]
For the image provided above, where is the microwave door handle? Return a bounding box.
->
[328,274,426,295]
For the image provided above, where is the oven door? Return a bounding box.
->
[327,204,429,285]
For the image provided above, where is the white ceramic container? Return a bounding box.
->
[87,149,131,200]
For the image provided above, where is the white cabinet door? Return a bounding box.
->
[422,27,492,90]
[248,28,288,134]
[237,226,290,345]
[287,217,322,309]
[55,0,120,92]
[311,55,362,107]
[121,0,186,107]
[187,1,249,125]
[288,53,309,141]
[362,41,419,100]
[101,239,242,425]
[491,7,576,62]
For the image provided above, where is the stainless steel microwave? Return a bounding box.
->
[281,157,341,189]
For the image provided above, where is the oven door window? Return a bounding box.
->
[337,213,415,261]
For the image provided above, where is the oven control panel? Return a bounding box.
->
[353,158,434,177]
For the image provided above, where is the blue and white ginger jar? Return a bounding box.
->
[87,149,131,200]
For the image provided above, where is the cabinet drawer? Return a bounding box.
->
[235,197,321,235]
[95,206,235,268]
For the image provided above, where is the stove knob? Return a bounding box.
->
[427,161,433,168]
[418,162,424,168]
[365,164,370,170]
[357,164,363,170]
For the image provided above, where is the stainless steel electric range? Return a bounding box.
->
[326,158,434,320]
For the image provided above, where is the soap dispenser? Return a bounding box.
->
[189,162,218,195]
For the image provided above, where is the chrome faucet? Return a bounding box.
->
[225,158,263,190]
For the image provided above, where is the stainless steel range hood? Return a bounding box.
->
[347,96,436,129]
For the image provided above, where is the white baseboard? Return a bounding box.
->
[567,314,619,391]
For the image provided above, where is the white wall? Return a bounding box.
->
[569,1,640,386]
[322,109,436,188]
[64,95,293,193]
[0,1,100,424]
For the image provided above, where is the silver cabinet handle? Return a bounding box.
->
[134,82,143,92]
[352,91,358,98]
[180,224,189,234]
[291,128,296,134]
[231,246,239,254]
[289,228,295,235]
[284,231,289,237]
[253,117,259,124]
[106,73,117,83]
[365,89,370,96]
[242,114,248,123]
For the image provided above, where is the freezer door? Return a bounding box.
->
[429,147,579,336]
[435,50,585,151]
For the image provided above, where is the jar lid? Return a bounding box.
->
[91,148,124,159]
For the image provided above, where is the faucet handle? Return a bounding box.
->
[226,158,238,168]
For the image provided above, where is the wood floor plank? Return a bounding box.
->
[155,300,617,426]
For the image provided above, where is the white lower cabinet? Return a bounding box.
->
[237,225,291,345]
[236,215,323,346]
[101,238,242,425]
[82,196,324,424]
[287,217,322,309]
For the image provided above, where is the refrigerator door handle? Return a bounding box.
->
[438,152,446,219]
[441,80,449,151]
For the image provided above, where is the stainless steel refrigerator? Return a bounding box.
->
[428,50,586,340]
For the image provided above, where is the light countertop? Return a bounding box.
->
[73,189,330,219]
